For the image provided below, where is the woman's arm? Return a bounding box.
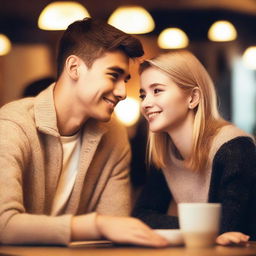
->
[132,168,179,229]
[209,137,256,240]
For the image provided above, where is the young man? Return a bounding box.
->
[0,18,167,247]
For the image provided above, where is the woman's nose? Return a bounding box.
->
[141,94,153,110]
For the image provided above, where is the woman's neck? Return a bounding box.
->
[167,111,195,160]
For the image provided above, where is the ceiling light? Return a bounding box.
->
[108,6,155,34]
[38,1,90,30]
[0,34,11,56]
[208,20,237,42]
[242,46,256,70]
[114,97,140,126]
[158,28,189,49]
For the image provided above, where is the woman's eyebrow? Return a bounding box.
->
[140,83,165,92]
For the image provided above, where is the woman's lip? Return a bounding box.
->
[147,111,162,121]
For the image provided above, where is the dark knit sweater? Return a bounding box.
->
[132,137,256,240]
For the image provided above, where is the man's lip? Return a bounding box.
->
[103,97,117,107]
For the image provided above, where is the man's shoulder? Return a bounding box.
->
[92,116,129,145]
[105,116,127,132]
[103,116,129,141]
[0,97,35,125]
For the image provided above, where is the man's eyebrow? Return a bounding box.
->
[107,66,131,80]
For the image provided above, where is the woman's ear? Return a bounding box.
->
[65,55,81,81]
[188,87,201,109]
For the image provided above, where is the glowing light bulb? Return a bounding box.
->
[208,20,237,42]
[242,46,256,70]
[114,97,140,126]
[38,1,90,30]
[158,28,189,49]
[0,34,11,56]
[108,6,155,34]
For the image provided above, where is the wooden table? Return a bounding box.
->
[1,243,256,256]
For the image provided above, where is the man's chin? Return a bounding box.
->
[98,115,112,122]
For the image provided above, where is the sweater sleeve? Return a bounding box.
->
[0,119,72,245]
[209,137,256,237]
[132,168,179,229]
[95,143,132,216]
[95,121,132,217]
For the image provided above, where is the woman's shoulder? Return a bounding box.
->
[210,126,256,181]
[209,124,255,159]
[216,124,253,141]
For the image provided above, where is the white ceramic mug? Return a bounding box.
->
[178,203,221,248]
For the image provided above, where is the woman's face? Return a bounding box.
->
[140,66,191,133]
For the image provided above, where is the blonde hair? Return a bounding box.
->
[140,50,228,172]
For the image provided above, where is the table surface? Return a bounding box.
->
[1,242,256,256]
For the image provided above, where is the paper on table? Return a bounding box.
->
[69,240,113,248]
[154,229,184,246]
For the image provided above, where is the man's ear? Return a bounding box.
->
[65,55,81,80]
[188,87,201,109]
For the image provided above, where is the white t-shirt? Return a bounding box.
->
[51,132,81,216]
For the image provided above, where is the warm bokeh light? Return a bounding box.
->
[0,34,12,56]
[108,6,155,34]
[242,46,256,69]
[114,97,141,126]
[38,1,90,30]
[208,20,237,42]
[157,28,189,49]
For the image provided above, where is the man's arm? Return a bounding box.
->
[0,119,73,245]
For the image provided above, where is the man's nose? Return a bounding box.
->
[113,81,127,101]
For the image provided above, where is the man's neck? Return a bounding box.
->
[53,80,88,136]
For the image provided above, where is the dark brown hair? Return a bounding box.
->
[56,17,144,78]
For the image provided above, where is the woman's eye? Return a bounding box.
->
[139,94,146,100]
[154,88,162,94]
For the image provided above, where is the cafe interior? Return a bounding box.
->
[0,0,256,189]
[0,1,256,255]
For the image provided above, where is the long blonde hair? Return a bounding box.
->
[140,50,228,172]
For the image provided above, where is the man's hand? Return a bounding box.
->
[96,214,169,247]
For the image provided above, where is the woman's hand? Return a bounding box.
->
[96,214,169,248]
[216,232,250,246]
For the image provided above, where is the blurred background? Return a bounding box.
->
[0,0,256,189]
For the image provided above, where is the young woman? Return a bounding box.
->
[133,50,256,245]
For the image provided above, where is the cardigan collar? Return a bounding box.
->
[34,83,108,137]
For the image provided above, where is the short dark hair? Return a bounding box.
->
[139,61,151,75]
[56,17,144,78]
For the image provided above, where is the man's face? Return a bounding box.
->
[75,50,130,122]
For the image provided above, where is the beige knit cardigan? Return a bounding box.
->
[0,85,131,245]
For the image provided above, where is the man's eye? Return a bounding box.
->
[108,73,119,80]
